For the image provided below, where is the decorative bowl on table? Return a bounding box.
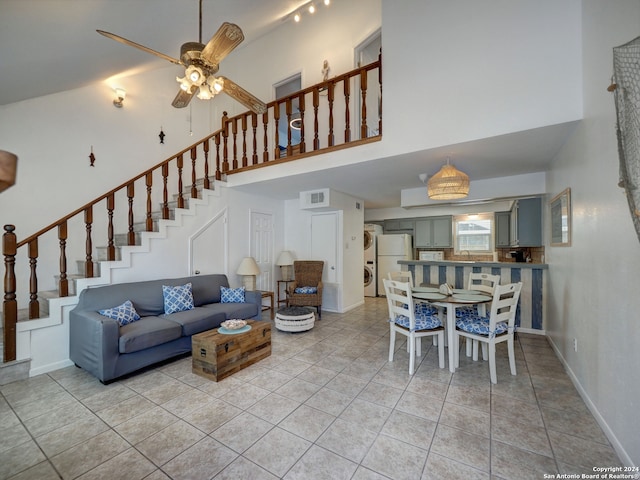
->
[221,319,247,330]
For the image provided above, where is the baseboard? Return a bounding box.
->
[517,327,545,335]
[29,359,74,378]
[547,336,634,467]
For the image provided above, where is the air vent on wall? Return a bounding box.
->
[300,188,332,210]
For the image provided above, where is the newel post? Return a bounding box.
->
[3,224,17,362]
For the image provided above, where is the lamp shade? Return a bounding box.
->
[276,251,294,266]
[236,257,260,275]
[0,150,18,193]
[427,161,469,200]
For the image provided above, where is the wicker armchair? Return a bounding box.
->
[286,261,324,318]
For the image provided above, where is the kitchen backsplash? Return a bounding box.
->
[415,247,546,264]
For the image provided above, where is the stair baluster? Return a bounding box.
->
[84,206,94,278]
[313,88,320,150]
[162,163,170,220]
[222,112,229,173]
[203,139,210,189]
[298,93,306,154]
[107,193,116,260]
[344,79,351,142]
[214,133,221,181]
[145,173,153,231]
[327,80,335,147]
[176,154,184,209]
[251,113,258,165]
[360,67,368,139]
[58,222,68,297]
[262,111,269,163]
[241,114,248,168]
[273,103,281,159]
[28,239,39,318]
[127,182,135,245]
[190,147,198,199]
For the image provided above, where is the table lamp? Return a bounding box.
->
[276,251,294,281]
[236,257,260,291]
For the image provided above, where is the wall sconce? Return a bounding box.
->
[0,150,18,193]
[113,88,126,108]
[236,257,261,291]
[276,251,295,281]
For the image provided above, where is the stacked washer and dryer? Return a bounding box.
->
[364,224,383,296]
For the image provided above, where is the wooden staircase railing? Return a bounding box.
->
[2,56,381,363]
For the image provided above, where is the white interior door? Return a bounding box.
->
[311,212,338,283]
[251,211,274,291]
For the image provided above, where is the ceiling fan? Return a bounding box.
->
[97,1,267,114]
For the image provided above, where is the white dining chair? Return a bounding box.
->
[459,272,501,357]
[383,278,445,375]
[453,282,522,384]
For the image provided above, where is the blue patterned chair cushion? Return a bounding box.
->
[294,286,317,294]
[456,305,478,318]
[393,313,442,332]
[415,302,438,316]
[220,286,246,303]
[162,283,194,314]
[98,300,141,326]
[455,315,508,336]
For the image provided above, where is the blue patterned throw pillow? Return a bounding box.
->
[294,286,317,294]
[162,283,194,314]
[221,286,246,303]
[98,300,141,326]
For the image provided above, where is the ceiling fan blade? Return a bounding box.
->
[172,88,196,108]
[201,23,244,67]
[97,30,182,65]
[218,76,267,114]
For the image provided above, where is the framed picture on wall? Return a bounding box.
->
[550,188,571,246]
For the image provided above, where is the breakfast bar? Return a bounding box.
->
[399,260,548,334]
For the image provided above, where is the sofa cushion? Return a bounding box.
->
[119,317,182,354]
[203,302,259,320]
[162,307,226,336]
[162,283,194,314]
[98,300,140,326]
[220,286,245,303]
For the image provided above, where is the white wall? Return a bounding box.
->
[381,0,583,154]
[546,0,640,466]
[283,189,364,313]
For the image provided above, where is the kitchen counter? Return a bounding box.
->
[398,260,547,333]
[401,260,548,269]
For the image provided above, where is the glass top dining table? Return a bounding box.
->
[412,287,492,373]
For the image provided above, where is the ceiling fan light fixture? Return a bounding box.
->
[197,85,213,100]
[185,65,205,85]
[427,158,470,200]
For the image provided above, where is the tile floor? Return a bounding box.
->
[0,298,623,480]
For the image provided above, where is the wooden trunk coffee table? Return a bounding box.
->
[192,320,271,382]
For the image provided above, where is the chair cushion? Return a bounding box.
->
[415,302,438,316]
[455,305,478,318]
[98,300,141,326]
[162,283,194,314]
[455,316,508,336]
[294,286,317,294]
[220,286,246,303]
[393,313,442,332]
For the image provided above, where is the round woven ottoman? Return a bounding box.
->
[275,306,315,332]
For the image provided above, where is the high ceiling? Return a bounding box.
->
[0,0,576,209]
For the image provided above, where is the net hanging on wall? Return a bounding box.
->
[612,35,640,243]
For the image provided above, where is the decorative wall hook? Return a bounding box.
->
[159,127,165,144]
[89,146,96,167]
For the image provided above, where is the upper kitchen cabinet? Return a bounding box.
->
[495,211,511,247]
[415,216,452,248]
[510,197,543,247]
[384,219,415,233]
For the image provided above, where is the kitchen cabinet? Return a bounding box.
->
[510,197,542,247]
[495,211,511,247]
[415,216,452,248]
[384,219,415,232]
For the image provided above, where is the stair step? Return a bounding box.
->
[95,246,123,262]
[75,260,101,277]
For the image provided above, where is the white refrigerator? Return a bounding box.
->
[377,234,413,296]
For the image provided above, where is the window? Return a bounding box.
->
[453,214,494,254]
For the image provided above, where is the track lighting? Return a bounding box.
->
[289,0,330,23]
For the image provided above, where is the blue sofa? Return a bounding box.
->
[69,274,261,383]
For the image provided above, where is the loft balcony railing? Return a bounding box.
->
[2,56,381,363]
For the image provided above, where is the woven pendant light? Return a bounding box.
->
[427,158,469,200]
[0,150,18,193]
